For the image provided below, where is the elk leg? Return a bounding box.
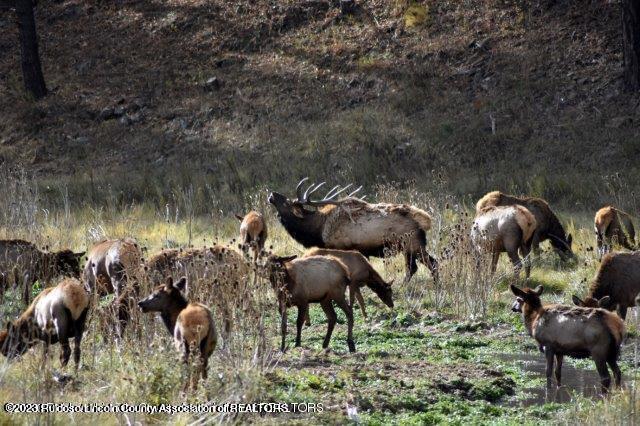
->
[544,347,555,387]
[73,308,88,372]
[295,303,308,348]
[334,297,356,353]
[199,338,209,381]
[594,357,612,391]
[531,232,541,257]
[22,272,32,306]
[403,252,418,283]
[617,305,628,321]
[418,251,439,283]
[506,249,522,277]
[554,354,563,385]
[520,241,533,278]
[354,286,367,320]
[280,304,288,352]
[490,251,500,275]
[53,307,72,368]
[607,359,622,388]
[319,300,337,349]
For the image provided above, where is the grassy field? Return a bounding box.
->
[0,180,639,425]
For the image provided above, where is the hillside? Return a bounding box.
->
[0,0,637,208]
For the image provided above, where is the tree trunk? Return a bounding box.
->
[15,0,47,99]
[622,0,640,90]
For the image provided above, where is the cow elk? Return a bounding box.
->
[572,251,640,320]
[138,277,217,391]
[268,178,438,283]
[265,254,356,353]
[471,205,537,277]
[0,239,84,305]
[0,278,89,373]
[303,248,394,319]
[476,191,574,260]
[594,206,635,259]
[235,211,268,262]
[511,284,624,390]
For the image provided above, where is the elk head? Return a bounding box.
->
[0,320,36,359]
[510,284,544,313]
[137,277,187,313]
[572,295,612,309]
[54,250,85,278]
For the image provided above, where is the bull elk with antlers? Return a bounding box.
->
[268,178,438,283]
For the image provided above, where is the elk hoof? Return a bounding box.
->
[347,340,356,353]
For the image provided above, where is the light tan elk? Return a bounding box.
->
[138,277,217,391]
[0,239,84,305]
[471,205,537,277]
[594,206,635,258]
[572,251,640,320]
[511,284,624,390]
[268,178,437,283]
[265,254,355,352]
[303,248,394,319]
[0,278,89,372]
[476,191,574,260]
[235,211,268,262]
[83,238,142,335]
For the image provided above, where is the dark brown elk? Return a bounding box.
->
[476,191,574,260]
[511,284,624,390]
[303,248,394,319]
[594,206,635,259]
[471,205,537,277]
[268,178,438,283]
[83,238,142,335]
[235,211,268,262]
[0,278,89,372]
[138,277,217,391]
[0,239,84,305]
[571,251,640,320]
[265,254,356,352]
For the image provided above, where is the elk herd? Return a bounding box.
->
[0,179,638,394]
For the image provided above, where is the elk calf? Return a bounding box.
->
[0,239,84,305]
[572,251,640,320]
[138,277,217,391]
[511,284,624,390]
[471,205,537,277]
[594,206,635,258]
[303,248,393,319]
[0,278,89,372]
[235,211,268,262]
[266,254,356,353]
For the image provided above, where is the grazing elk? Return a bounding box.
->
[235,211,268,262]
[138,277,217,391]
[571,251,640,320]
[471,205,537,277]
[511,284,624,390]
[84,238,142,336]
[265,254,356,352]
[0,239,84,305]
[268,178,438,283]
[476,191,574,260]
[0,278,89,372]
[303,248,394,319]
[594,206,635,258]
[143,246,249,341]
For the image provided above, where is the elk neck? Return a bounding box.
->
[159,297,189,334]
[522,300,544,337]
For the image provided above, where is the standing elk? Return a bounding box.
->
[83,238,142,336]
[268,178,438,283]
[471,205,537,277]
[235,211,268,262]
[572,251,640,320]
[303,248,394,319]
[511,284,624,390]
[476,191,574,261]
[594,206,635,258]
[138,277,217,391]
[0,278,89,373]
[0,239,84,305]
[265,254,356,352]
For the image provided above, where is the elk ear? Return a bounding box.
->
[164,277,173,291]
[277,255,297,263]
[567,234,573,246]
[74,251,86,258]
[533,285,544,295]
[598,296,611,308]
[510,284,526,298]
[572,295,584,306]
[291,205,304,218]
[174,277,187,291]
[235,214,244,221]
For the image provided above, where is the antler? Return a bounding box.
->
[294,178,365,206]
